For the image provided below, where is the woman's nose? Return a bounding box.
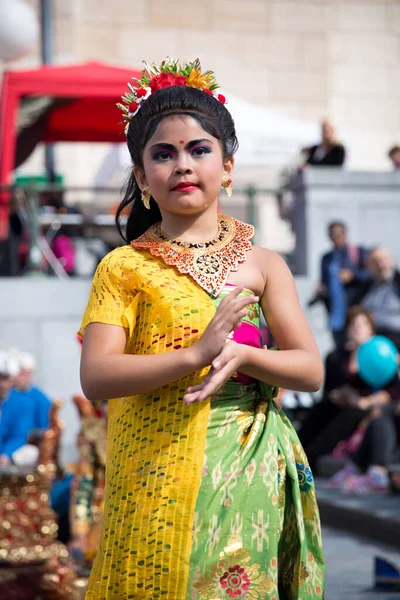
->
[174,164,192,175]
[174,153,193,175]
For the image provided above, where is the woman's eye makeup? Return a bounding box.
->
[190,145,212,156]
[151,144,212,161]
[152,150,172,161]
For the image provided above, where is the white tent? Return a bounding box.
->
[227,94,319,168]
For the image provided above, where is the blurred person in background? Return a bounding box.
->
[388,145,400,170]
[0,351,52,464]
[325,403,400,495]
[302,119,346,167]
[310,221,370,349]
[358,247,400,350]
[0,350,20,409]
[298,306,400,474]
[68,394,107,570]
[51,226,77,276]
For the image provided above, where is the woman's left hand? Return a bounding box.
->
[183,342,246,405]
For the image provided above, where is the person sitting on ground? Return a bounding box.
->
[326,402,400,495]
[302,119,346,167]
[0,351,52,464]
[358,247,400,350]
[298,306,400,474]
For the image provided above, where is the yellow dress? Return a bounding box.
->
[80,244,325,600]
[80,245,216,598]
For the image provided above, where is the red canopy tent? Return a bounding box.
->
[0,61,141,239]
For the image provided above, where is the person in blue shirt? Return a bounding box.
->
[312,221,371,349]
[0,351,52,464]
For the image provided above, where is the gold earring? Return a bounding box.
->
[141,187,151,210]
[221,176,233,198]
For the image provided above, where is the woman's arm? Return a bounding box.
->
[238,249,324,392]
[183,250,324,404]
[81,323,202,401]
[80,287,258,401]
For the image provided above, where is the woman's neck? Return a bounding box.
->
[160,206,219,243]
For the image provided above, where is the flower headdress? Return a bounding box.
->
[117,58,226,132]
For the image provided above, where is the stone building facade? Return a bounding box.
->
[2,1,400,186]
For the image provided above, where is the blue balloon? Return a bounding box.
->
[357,335,398,389]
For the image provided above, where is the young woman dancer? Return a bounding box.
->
[79,59,325,599]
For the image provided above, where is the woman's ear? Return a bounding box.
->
[133,167,147,191]
[223,156,234,179]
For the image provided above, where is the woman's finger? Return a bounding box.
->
[231,295,259,314]
[186,382,206,394]
[212,345,233,370]
[218,291,258,317]
[218,286,243,307]
[194,358,237,402]
[183,391,201,405]
[184,367,218,399]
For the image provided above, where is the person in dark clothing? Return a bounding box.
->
[325,409,400,494]
[298,306,400,473]
[357,247,400,350]
[303,120,346,167]
[311,221,371,349]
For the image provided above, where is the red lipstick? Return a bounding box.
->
[171,182,199,192]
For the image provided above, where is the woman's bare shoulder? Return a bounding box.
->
[250,246,290,276]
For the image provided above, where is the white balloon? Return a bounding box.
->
[0,0,39,61]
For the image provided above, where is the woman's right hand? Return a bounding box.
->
[191,286,259,368]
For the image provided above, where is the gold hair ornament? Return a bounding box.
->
[117,58,227,130]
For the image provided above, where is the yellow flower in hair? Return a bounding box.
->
[186,69,213,90]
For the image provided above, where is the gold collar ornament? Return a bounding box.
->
[131,214,254,297]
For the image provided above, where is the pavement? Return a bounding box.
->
[317,478,400,598]
[323,526,400,600]
[316,480,400,550]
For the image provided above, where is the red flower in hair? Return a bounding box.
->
[136,87,148,98]
[203,89,213,96]
[217,94,226,104]
[150,72,186,92]
[128,101,139,114]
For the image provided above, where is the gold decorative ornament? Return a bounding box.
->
[131,214,254,297]
[117,58,227,129]
[221,175,233,197]
[141,187,151,210]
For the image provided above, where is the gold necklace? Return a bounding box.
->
[131,214,254,297]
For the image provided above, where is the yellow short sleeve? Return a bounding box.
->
[78,247,139,339]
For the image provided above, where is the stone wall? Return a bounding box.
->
[2,0,400,186]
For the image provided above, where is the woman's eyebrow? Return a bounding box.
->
[149,138,214,152]
[149,142,175,152]
[187,138,214,148]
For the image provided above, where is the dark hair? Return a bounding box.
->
[388,145,400,159]
[116,86,238,242]
[345,305,376,334]
[328,220,347,235]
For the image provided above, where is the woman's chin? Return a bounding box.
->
[166,197,215,214]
